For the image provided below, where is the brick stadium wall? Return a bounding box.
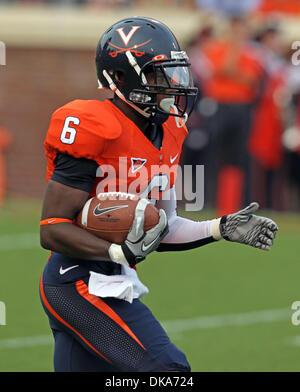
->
[0,48,112,199]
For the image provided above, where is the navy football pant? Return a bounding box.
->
[40,277,190,372]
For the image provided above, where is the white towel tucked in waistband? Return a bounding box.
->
[88,267,149,303]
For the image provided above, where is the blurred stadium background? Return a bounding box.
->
[0,0,300,372]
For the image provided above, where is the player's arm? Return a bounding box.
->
[156,187,278,252]
[40,154,168,266]
[40,178,113,261]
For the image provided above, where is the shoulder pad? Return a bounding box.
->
[45,99,122,160]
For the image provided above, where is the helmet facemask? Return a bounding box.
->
[100,50,198,127]
[128,53,198,126]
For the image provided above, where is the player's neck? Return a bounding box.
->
[111,97,150,135]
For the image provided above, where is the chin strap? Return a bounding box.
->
[101,70,151,118]
[171,104,188,128]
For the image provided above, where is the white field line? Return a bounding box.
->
[0,307,290,350]
[0,233,39,251]
[161,307,291,333]
[287,335,300,347]
[0,335,53,349]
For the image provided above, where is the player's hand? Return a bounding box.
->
[220,202,278,251]
[121,202,169,267]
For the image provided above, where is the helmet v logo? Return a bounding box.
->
[116,26,141,46]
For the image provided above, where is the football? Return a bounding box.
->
[76,192,160,244]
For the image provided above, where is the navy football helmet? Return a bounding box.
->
[96,17,198,126]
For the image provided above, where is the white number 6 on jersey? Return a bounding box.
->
[60,116,80,144]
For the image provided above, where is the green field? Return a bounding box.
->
[0,197,299,372]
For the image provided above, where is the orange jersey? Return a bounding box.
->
[44,99,188,201]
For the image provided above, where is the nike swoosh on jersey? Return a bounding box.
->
[170,153,178,164]
[59,265,79,275]
[93,204,128,216]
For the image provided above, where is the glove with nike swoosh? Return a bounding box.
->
[108,198,169,267]
[216,202,278,250]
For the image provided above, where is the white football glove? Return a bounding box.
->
[219,202,278,251]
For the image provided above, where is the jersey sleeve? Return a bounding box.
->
[44,100,122,181]
[51,153,98,193]
[156,187,218,251]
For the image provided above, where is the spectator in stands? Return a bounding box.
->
[248,25,286,209]
[199,15,265,215]
[182,26,213,165]
[0,128,12,207]
[257,0,300,15]
[281,47,300,210]
[180,26,213,205]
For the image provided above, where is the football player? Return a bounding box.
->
[39,17,278,372]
